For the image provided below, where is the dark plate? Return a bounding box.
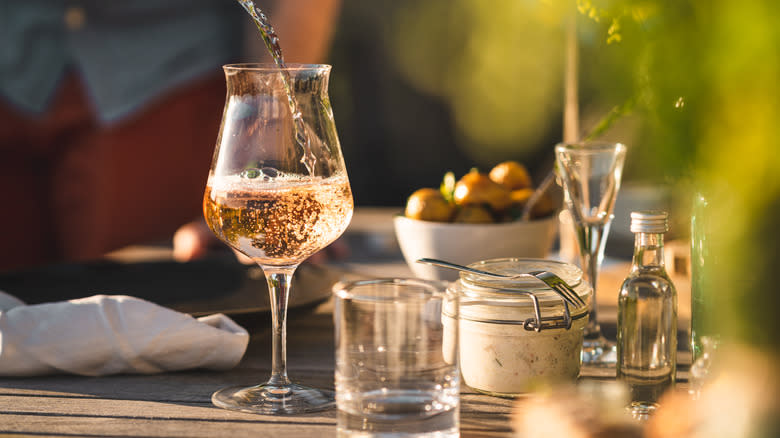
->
[0,254,341,317]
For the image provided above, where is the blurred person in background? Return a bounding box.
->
[0,0,341,271]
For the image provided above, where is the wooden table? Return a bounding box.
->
[0,208,691,437]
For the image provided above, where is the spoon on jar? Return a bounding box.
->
[416,258,586,308]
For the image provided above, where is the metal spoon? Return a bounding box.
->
[416,258,586,308]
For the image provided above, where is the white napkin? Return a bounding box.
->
[0,291,249,376]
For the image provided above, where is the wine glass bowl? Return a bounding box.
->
[205,64,353,414]
[555,142,626,366]
[555,142,625,225]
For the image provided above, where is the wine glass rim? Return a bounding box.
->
[223,63,331,72]
[555,141,626,153]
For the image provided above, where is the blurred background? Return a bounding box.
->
[330,0,669,207]
[333,0,569,207]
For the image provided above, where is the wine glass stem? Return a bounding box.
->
[263,266,297,387]
[577,220,611,339]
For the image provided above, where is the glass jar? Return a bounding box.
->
[443,258,591,397]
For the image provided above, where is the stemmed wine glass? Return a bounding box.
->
[555,142,626,366]
[204,64,353,413]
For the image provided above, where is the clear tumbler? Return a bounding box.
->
[333,279,460,437]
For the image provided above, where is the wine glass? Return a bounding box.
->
[555,142,626,366]
[204,64,353,413]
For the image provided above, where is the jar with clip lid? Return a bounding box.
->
[443,258,591,397]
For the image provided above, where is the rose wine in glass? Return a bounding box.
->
[205,63,353,414]
[555,142,626,367]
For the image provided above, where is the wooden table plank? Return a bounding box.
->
[0,414,335,438]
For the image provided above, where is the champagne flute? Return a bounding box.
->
[205,64,353,413]
[555,142,626,366]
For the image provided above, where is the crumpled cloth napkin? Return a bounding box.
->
[0,291,249,376]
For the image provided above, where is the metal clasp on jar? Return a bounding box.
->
[522,294,588,332]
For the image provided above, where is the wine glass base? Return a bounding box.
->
[212,382,335,415]
[581,336,617,367]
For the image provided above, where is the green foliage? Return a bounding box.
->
[581,0,780,356]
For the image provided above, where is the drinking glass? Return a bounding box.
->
[205,64,353,413]
[333,279,460,437]
[555,142,626,366]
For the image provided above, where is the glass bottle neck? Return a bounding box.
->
[632,232,666,271]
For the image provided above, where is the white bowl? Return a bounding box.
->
[394,215,559,281]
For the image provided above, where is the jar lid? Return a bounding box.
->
[461,258,583,292]
[449,258,591,328]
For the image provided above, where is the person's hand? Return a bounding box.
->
[173,219,253,264]
[173,219,349,264]
[171,220,209,262]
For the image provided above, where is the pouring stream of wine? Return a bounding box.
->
[235,0,317,175]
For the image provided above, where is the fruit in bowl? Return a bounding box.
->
[395,161,559,281]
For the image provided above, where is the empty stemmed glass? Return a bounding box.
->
[555,142,626,366]
[204,64,353,413]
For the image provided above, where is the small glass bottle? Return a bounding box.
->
[617,211,677,420]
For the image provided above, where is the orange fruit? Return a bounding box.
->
[489,161,532,190]
[507,189,556,219]
[453,170,512,213]
[452,205,495,223]
[405,188,454,222]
